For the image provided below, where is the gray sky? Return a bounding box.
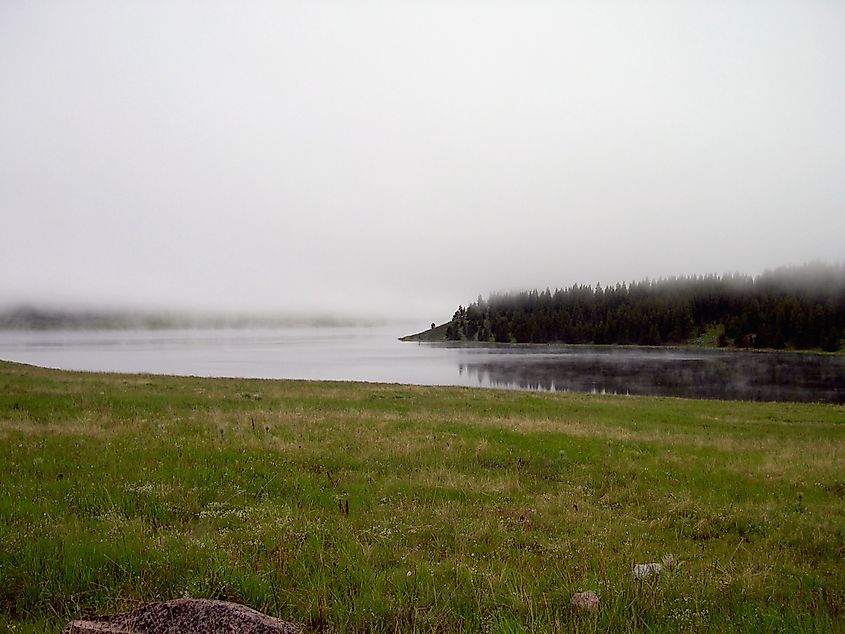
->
[2,1,844,321]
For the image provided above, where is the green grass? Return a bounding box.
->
[1,360,844,632]
[690,324,724,348]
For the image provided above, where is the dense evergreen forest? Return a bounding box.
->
[445,264,845,351]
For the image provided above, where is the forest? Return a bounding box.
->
[445,263,845,351]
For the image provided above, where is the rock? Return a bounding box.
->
[62,599,302,634]
[570,591,599,612]
[632,562,663,580]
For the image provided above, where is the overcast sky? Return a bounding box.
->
[2,1,844,321]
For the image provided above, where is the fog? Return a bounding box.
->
[2,1,844,322]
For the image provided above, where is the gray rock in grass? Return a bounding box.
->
[62,598,302,634]
[632,562,663,579]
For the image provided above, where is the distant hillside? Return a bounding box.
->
[423,263,845,352]
[0,306,381,330]
[0,307,151,330]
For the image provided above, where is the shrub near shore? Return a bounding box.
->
[1,360,844,632]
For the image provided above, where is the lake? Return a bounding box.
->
[0,326,843,403]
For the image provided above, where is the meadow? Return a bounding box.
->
[1,360,844,632]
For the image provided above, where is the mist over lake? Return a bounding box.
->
[1,327,842,403]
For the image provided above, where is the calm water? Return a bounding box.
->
[1,327,843,403]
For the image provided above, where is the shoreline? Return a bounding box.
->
[2,357,843,406]
[400,332,845,357]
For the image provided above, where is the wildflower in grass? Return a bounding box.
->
[661,553,681,570]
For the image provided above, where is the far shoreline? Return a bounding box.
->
[399,325,845,357]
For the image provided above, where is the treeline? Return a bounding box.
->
[445,263,845,351]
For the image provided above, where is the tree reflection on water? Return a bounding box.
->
[456,347,845,403]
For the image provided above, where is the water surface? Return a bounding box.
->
[0,327,843,403]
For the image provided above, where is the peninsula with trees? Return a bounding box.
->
[403,263,845,352]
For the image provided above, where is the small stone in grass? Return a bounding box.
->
[570,591,599,612]
[633,562,663,579]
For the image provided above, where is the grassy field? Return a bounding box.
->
[1,361,844,632]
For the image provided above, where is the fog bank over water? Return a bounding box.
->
[0,304,394,331]
[2,2,844,319]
